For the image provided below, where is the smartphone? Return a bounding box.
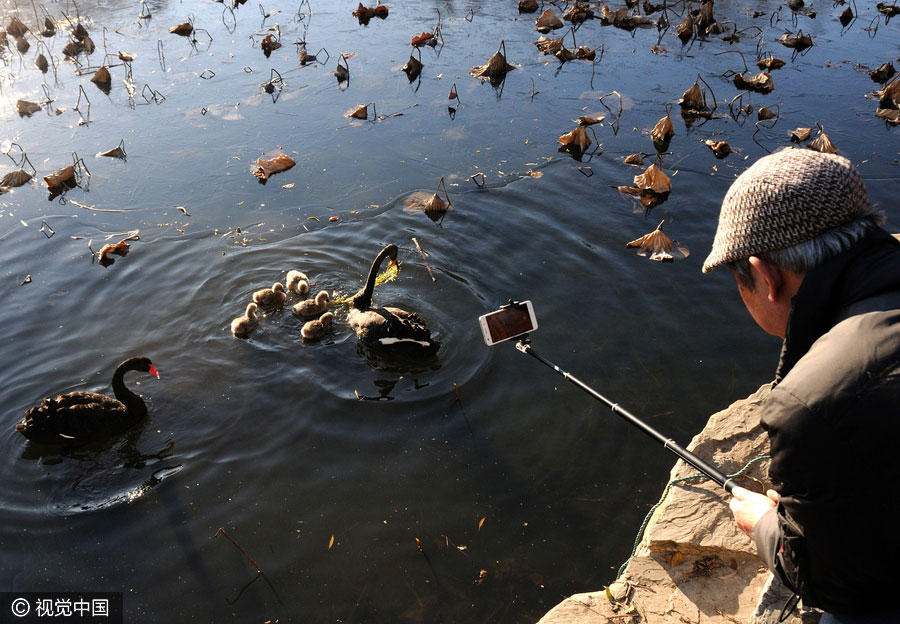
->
[478,300,538,346]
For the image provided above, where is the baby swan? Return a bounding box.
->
[253,282,286,307]
[231,302,259,339]
[292,290,330,318]
[301,312,334,341]
[286,270,310,295]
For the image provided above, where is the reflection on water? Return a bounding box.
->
[1,0,898,621]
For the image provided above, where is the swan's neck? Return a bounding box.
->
[353,248,393,310]
[111,361,145,413]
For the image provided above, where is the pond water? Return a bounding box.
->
[1,0,897,621]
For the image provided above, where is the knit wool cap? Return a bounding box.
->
[702,148,872,273]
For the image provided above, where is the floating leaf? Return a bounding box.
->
[470,41,514,79]
[534,35,564,55]
[703,139,732,158]
[808,126,837,154]
[169,22,193,36]
[789,127,812,142]
[624,153,644,165]
[346,104,370,119]
[757,56,785,71]
[626,220,689,262]
[558,126,592,152]
[411,32,436,47]
[757,107,777,121]
[44,166,76,192]
[98,141,127,159]
[252,152,295,180]
[118,51,136,62]
[1,169,32,188]
[633,163,671,193]
[261,34,281,57]
[16,100,42,116]
[733,72,773,94]
[876,2,900,17]
[779,31,812,50]
[578,114,605,126]
[334,54,350,82]
[563,2,594,23]
[870,62,895,84]
[519,0,538,13]
[535,8,564,33]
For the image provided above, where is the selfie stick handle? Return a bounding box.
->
[515,340,737,493]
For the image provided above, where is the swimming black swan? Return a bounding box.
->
[301,311,334,341]
[15,357,160,445]
[231,302,259,339]
[253,282,286,307]
[348,244,440,354]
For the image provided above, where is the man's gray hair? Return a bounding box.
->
[727,212,885,289]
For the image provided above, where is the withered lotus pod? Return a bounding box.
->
[90,66,112,92]
[679,81,704,111]
[402,54,423,81]
[876,2,900,17]
[7,16,27,38]
[650,111,674,147]
[676,12,694,42]
[558,126,592,153]
[535,8,564,33]
[535,36,564,55]
[789,127,812,142]
[633,163,671,193]
[345,104,369,119]
[870,62,895,84]
[253,152,295,181]
[470,42,514,79]
[626,220,688,262]
[808,130,837,154]
[16,100,41,116]
[519,0,538,13]
[169,22,193,36]
[779,31,812,49]
[757,107,777,121]
[44,165,76,191]
[1,169,32,188]
[15,35,29,54]
[424,177,450,213]
[839,6,853,26]
[35,54,48,73]
[757,56,785,71]
[703,139,732,158]
[733,72,774,94]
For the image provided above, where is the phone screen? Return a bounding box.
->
[484,305,535,344]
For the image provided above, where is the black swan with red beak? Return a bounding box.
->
[348,244,440,355]
[15,356,159,445]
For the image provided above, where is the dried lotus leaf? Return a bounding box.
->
[14,36,29,54]
[808,129,837,154]
[118,51,136,62]
[679,82,704,111]
[1,169,32,188]
[62,40,84,57]
[35,54,48,73]
[536,8,564,32]
[875,108,900,125]
[757,107,777,121]
[563,2,594,23]
[703,139,732,158]
[870,62,895,84]
[411,32,436,47]
[789,127,812,142]
[624,153,644,165]
[558,126,592,152]
[81,35,94,55]
[73,22,88,41]
[879,79,900,109]
[470,48,514,78]
[578,114,605,126]
[633,163,671,193]
[169,22,193,36]
[252,153,295,180]
[299,49,316,64]
[7,16,28,38]
[424,193,446,213]
[626,220,688,262]
[555,47,577,62]
[876,2,900,17]
[757,56,785,71]
[575,45,595,60]
[352,3,374,18]
[402,54,423,81]
[261,34,281,55]
[535,36,564,55]
[346,104,369,119]
[519,0,539,12]
[373,5,388,17]
[90,66,112,90]
[98,143,127,159]
[779,31,812,49]
[839,6,853,25]
[99,240,130,258]
[733,71,773,94]
[44,165,76,191]
[17,100,42,116]
[676,12,694,42]
[650,112,674,145]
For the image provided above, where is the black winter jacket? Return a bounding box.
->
[752,228,900,615]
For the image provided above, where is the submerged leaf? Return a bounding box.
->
[252,152,296,180]
[633,163,671,193]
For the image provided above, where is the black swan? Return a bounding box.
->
[253,282,286,307]
[348,244,440,354]
[286,270,310,295]
[15,357,160,445]
[292,291,330,317]
[301,311,334,341]
[231,302,259,338]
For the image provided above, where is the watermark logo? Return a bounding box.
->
[0,593,122,624]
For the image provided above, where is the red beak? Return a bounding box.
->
[149,364,160,379]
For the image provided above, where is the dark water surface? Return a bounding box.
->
[1,0,897,621]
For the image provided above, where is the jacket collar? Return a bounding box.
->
[776,228,900,382]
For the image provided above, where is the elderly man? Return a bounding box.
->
[702,148,900,623]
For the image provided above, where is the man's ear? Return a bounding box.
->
[748,256,784,303]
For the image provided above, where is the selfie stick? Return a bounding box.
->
[515,338,738,493]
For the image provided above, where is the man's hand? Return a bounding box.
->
[729,487,780,535]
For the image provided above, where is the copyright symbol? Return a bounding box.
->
[10,597,30,617]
